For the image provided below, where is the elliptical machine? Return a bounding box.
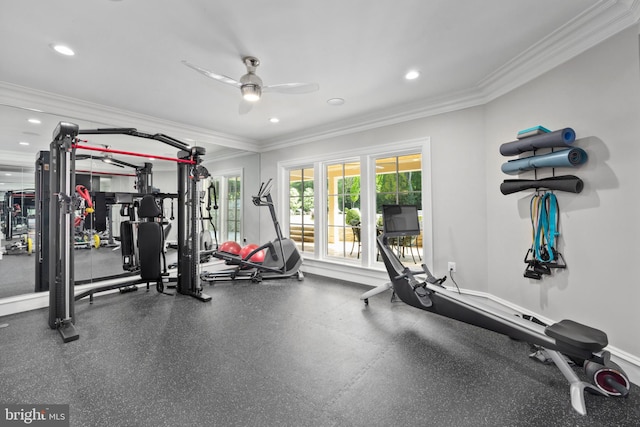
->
[201,179,304,283]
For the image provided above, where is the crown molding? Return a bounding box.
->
[2,1,638,155]
[0,81,261,153]
[0,150,36,169]
[261,0,640,152]
[477,0,640,101]
[259,87,486,152]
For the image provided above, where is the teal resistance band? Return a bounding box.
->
[534,192,559,262]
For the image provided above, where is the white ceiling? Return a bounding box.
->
[0,0,638,176]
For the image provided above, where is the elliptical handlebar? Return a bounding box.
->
[253,179,274,206]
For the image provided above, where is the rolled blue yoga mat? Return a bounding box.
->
[501,148,588,175]
[500,128,576,156]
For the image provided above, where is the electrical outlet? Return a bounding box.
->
[448,262,456,272]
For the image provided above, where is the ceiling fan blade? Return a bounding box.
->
[110,159,136,168]
[239,99,254,115]
[263,82,319,94]
[75,154,105,162]
[101,158,126,168]
[182,60,241,87]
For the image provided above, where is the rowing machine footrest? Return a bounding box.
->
[545,319,607,352]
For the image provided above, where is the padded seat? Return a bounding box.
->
[545,319,607,351]
[137,195,163,281]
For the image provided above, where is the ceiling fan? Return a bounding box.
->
[182,56,319,114]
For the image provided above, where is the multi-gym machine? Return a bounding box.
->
[43,122,211,342]
[366,204,631,415]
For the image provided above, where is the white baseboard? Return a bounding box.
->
[0,276,145,318]
[0,292,49,318]
[446,286,640,385]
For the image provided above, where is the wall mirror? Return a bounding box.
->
[0,103,244,301]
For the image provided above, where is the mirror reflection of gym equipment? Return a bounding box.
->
[2,189,36,255]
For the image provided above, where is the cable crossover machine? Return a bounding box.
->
[43,122,212,343]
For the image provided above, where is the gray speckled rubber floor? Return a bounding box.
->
[0,274,638,426]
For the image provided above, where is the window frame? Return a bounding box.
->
[288,166,316,255]
[209,168,243,244]
[324,159,362,261]
[278,137,432,270]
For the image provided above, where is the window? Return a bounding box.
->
[279,138,430,271]
[226,175,242,242]
[289,168,315,254]
[375,154,422,266]
[326,162,361,259]
[208,173,242,244]
[375,154,422,210]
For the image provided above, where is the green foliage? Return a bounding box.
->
[302,187,314,213]
[349,176,360,204]
[345,207,361,225]
[289,187,301,213]
[290,174,314,213]
[375,171,422,211]
[337,177,360,211]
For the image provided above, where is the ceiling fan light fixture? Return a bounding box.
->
[241,84,261,102]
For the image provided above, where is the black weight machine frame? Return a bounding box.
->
[46,122,211,343]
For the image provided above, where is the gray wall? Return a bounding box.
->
[485,25,640,359]
[260,106,488,292]
[258,25,640,371]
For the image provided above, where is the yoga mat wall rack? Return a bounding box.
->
[499,126,587,195]
[499,126,590,280]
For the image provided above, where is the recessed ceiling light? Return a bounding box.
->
[52,44,75,56]
[27,118,41,124]
[5,173,12,176]
[327,98,345,106]
[269,117,280,124]
[404,70,420,80]
[405,70,420,80]
[19,142,30,146]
